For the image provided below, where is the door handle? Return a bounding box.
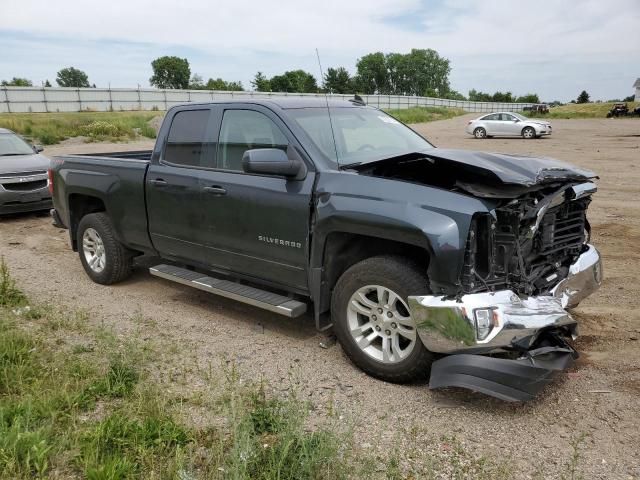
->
[149,178,168,187]
[203,186,227,195]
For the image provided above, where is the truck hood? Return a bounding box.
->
[0,153,50,175]
[353,148,597,199]
[423,148,595,186]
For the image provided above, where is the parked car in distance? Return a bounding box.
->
[466,112,552,139]
[606,103,630,118]
[0,128,51,215]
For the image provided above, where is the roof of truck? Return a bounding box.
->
[172,97,366,110]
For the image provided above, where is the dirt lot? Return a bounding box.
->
[2,116,639,478]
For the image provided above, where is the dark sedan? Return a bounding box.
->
[0,128,51,215]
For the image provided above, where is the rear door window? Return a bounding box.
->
[217,110,288,171]
[164,109,216,168]
[482,114,499,121]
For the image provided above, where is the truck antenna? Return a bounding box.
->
[315,48,339,163]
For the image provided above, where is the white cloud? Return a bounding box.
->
[1,0,639,100]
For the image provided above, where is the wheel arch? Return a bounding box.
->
[309,231,432,320]
[68,193,107,251]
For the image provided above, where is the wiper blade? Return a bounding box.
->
[0,153,28,156]
[339,151,434,170]
[339,161,362,169]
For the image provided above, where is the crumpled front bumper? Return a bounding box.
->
[408,244,602,401]
[408,244,602,354]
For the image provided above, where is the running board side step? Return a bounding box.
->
[149,264,307,318]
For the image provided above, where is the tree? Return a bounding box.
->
[1,77,33,87]
[149,56,190,89]
[403,48,450,96]
[468,89,492,102]
[516,93,540,103]
[623,94,635,102]
[354,49,450,96]
[251,72,271,92]
[576,90,590,104]
[444,89,466,100]
[44,80,51,87]
[354,52,388,94]
[204,78,244,91]
[189,74,205,89]
[269,70,318,93]
[324,67,352,94]
[56,67,90,87]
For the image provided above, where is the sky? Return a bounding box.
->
[1,0,639,102]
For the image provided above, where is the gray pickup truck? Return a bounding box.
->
[50,98,603,401]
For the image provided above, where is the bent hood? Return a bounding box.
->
[424,148,595,186]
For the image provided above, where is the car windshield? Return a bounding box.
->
[287,107,433,166]
[0,133,35,156]
[512,112,528,121]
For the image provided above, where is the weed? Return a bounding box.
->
[386,106,466,124]
[87,360,139,398]
[562,433,588,480]
[0,111,163,145]
[0,258,26,308]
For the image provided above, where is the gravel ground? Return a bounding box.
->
[1,116,639,478]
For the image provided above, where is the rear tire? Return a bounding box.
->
[331,255,435,383]
[474,127,487,139]
[77,212,134,285]
[522,126,536,139]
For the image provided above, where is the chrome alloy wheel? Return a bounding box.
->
[82,227,106,273]
[523,127,535,139]
[347,285,417,364]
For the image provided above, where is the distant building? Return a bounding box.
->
[635,78,640,101]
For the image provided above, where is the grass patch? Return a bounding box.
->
[527,101,640,119]
[386,106,466,124]
[0,260,525,479]
[0,111,162,145]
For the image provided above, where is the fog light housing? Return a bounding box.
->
[474,308,494,340]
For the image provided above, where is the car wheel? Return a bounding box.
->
[473,127,487,139]
[331,255,435,383]
[522,126,536,139]
[77,212,134,285]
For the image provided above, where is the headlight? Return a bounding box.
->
[474,308,496,340]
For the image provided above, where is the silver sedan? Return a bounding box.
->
[465,112,552,139]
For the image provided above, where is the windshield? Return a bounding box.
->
[0,133,35,156]
[512,112,528,121]
[288,107,433,166]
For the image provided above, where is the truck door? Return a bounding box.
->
[196,105,315,291]
[145,107,218,263]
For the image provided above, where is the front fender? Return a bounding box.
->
[312,172,494,294]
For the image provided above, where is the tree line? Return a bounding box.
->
[2,67,94,88]
[3,54,627,105]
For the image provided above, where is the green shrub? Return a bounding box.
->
[0,258,26,308]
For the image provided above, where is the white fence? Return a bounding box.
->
[0,86,534,114]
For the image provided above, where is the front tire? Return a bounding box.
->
[77,212,134,285]
[522,126,536,139]
[473,127,487,139]
[331,255,435,383]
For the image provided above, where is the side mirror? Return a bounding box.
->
[513,118,519,123]
[242,148,302,178]
[33,145,44,153]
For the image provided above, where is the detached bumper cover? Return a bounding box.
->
[429,340,577,402]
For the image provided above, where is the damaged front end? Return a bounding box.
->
[409,179,603,400]
[355,149,603,401]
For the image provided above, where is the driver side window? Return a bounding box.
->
[217,110,288,172]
